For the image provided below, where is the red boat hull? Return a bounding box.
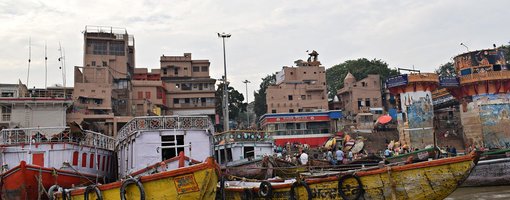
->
[1,161,101,200]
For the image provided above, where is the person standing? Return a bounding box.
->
[326,148,335,165]
[300,150,309,165]
[348,150,353,161]
[336,148,344,165]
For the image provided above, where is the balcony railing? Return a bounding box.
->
[272,128,330,136]
[408,73,439,83]
[305,85,326,91]
[0,127,114,150]
[116,116,214,144]
[459,70,510,84]
[173,102,215,108]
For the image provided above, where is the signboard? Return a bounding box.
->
[386,74,408,88]
[174,174,200,194]
[439,76,460,87]
[264,115,330,124]
[454,49,506,70]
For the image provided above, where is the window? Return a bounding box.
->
[289,109,294,113]
[193,66,200,72]
[109,41,125,56]
[161,135,184,161]
[163,68,167,75]
[82,153,87,167]
[201,66,208,72]
[193,84,198,89]
[90,40,107,55]
[184,98,190,103]
[145,91,151,99]
[138,91,143,99]
[243,147,255,160]
[271,109,277,113]
[288,95,293,100]
[91,61,96,66]
[2,106,11,121]
[181,83,191,90]
[90,153,95,168]
[174,68,179,75]
[301,95,306,100]
[298,109,303,112]
[173,98,179,104]
[72,151,79,166]
[102,61,107,67]
[365,98,371,107]
[91,90,95,93]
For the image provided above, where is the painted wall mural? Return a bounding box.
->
[397,91,434,148]
[461,93,510,148]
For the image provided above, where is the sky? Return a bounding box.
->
[1,0,509,101]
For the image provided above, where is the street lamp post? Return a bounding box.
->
[218,32,231,131]
[242,80,250,128]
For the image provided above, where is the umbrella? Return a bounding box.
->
[377,115,392,124]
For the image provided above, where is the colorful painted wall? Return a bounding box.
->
[398,91,434,148]
[461,94,510,148]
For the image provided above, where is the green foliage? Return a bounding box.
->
[326,58,398,98]
[253,74,276,120]
[500,44,510,64]
[435,62,455,77]
[215,83,247,122]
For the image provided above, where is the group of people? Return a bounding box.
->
[325,148,353,165]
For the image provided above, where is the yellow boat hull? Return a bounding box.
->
[57,157,219,200]
[223,152,479,200]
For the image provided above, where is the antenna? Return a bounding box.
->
[45,41,48,88]
[58,42,67,98]
[26,37,31,88]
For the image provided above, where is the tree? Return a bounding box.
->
[253,74,276,120]
[500,44,510,64]
[215,83,247,125]
[435,62,455,77]
[326,58,398,98]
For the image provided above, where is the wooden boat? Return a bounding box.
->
[214,130,274,179]
[53,115,219,200]
[0,127,115,200]
[223,156,272,180]
[462,148,510,187]
[55,156,220,200]
[220,151,480,200]
[385,146,439,163]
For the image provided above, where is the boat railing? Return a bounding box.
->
[0,127,115,150]
[116,115,213,143]
[213,130,272,144]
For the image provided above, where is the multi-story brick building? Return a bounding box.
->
[68,26,135,136]
[160,53,216,116]
[132,68,167,116]
[266,52,328,113]
[337,73,383,118]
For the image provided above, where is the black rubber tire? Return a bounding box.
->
[258,181,273,199]
[289,181,312,200]
[84,185,103,200]
[241,188,254,200]
[337,174,363,200]
[120,178,146,200]
[48,184,60,200]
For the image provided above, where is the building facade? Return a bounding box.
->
[132,68,167,116]
[337,73,383,118]
[68,26,135,136]
[160,53,216,116]
[266,52,328,113]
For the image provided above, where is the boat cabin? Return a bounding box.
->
[213,130,273,166]
[115,116,214,178]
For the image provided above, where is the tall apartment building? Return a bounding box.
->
[337,73,383,117]
[68,26,135,136]
[160,53,216,116]
[266,52,328,113]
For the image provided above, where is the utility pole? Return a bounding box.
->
[218,32,231,131]
[243,80,251,128]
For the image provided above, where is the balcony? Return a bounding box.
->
[459,70,510,85]
[172,102,215,109]
[305,85,326,91]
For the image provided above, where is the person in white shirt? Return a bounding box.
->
[336,148,344,165]
[300,150,309,165]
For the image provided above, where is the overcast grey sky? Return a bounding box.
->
[1,0,509,101]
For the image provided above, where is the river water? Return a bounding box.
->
[446,186,510,200]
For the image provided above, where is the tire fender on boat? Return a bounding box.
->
[337,174,363,200]
[290,181,312,200]
[84,185,103,200]
[48,184,63,200]
[120,178,145,200]
[258,181,273,199]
